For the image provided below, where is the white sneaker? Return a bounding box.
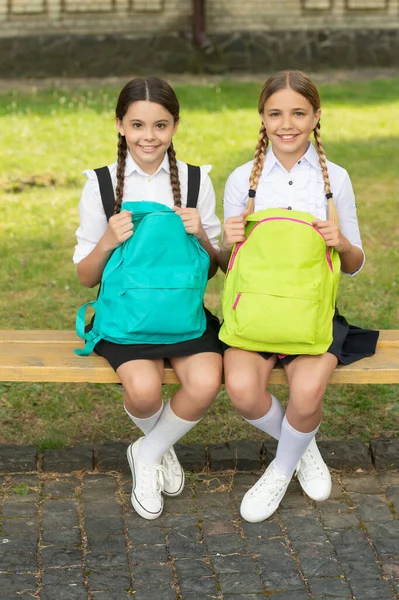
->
[162,446,185,497]
[296,437,332,502]
[240,460,291,523]
[127,438,164,520]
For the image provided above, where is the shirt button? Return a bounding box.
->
[298,160,301,164]
[288,180,293,185]
[147,178,151,183]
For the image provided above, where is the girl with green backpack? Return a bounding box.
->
[217,70,379,523]
[73,77,223,520]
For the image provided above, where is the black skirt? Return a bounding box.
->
[94,308,223,371]
[222,308,379,366]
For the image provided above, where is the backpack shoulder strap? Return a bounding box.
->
[186,164,201,209]
[94,166,115,222]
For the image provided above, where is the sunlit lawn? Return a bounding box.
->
[0,77,398,448]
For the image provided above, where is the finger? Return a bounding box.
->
[117,216,133,228]
[120,231,134,242]
[119,223,134,234]
[224,223,245,233]
[312,219,325,228]
[118,210,132,218]
[242,209,249,219]
[179,214,194,222]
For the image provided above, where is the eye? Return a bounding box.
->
[156,123,166,129]
[294,111,305,117]
[132,123,142,129]
[269,112,280,118]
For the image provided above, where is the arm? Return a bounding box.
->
[73,176,133,288]
[313,172,365,275]
[174,167,221,279]
[77,210,133,287]
[173,207,219,279]
[217,171,250,273]
[311,220,364,275]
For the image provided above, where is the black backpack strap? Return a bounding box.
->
[186,164,201,209]
[94,166,115,222]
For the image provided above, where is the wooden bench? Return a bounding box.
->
[0,330,398,385]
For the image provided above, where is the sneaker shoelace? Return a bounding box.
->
[300,448,327,481]
[163,449,181,478]
[250,468,289,502]
[138,463,165,498]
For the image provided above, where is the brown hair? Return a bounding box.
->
[114,77,181,214]
[247,70,339,224]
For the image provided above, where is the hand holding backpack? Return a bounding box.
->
[219,207,341,355]
[75,165,210,356]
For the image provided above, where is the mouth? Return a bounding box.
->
[138,145,161,154]
[277,134,299,142]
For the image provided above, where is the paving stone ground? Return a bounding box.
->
[0,464,398,600]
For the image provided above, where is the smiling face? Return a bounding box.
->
[116,100,178,175]
[261,87,320,170]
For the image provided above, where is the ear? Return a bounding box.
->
[172,118,179,136]
[313,109,321,130]
[115,118,125,137]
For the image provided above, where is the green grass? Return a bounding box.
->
[0,77,398,447]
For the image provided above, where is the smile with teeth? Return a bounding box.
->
[277,134,299,141]
[139,145,161,153]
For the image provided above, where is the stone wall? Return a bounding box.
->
[0,0,398,75]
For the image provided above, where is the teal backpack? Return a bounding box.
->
[75,166,210,356]
[219,207,341,355]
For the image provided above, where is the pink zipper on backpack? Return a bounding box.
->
[232,292,242,310]
[227,217,334,273]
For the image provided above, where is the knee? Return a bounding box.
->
[181,367,222,409]
[288,380,324,420]
[224,371,260,413]
[123,376,162,414]
[292,378,326,404]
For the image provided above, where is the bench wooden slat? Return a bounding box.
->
[0,330,398,385]
[0,329,397,346]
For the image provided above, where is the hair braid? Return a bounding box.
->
[167,143,181,207]
[313,124,340,225]
[247,123,268,214]
[114,133,127,215]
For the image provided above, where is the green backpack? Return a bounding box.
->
[219,208,340,355]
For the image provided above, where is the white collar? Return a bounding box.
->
[125,151,170,177]
[262,142,321,177]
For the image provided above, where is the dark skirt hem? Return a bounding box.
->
[94,308,223,371]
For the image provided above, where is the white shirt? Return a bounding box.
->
[224,143,365,275]
[73,152,221,264]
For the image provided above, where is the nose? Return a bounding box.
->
[143,127,155,141]
[281,114,293,130]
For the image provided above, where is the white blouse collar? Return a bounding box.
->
[262,142,321,177]
[125,151,170,177]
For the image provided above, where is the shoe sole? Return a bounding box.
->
[163,468,185,497]
[126,444,163,520]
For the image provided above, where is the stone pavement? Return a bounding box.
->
[1,445,399,600]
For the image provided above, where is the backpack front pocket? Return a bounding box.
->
[233,291,319,345]
[121,283,204,336]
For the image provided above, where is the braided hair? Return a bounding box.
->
[248,70,339,225]
[114,77,181,214]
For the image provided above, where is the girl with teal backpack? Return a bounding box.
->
[217,70,379,523]
[73,77,223,521]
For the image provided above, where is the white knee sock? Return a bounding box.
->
[138,400,200,465]
[274,416,319,479]
[124,403,164,435]
[244,394,284,440]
